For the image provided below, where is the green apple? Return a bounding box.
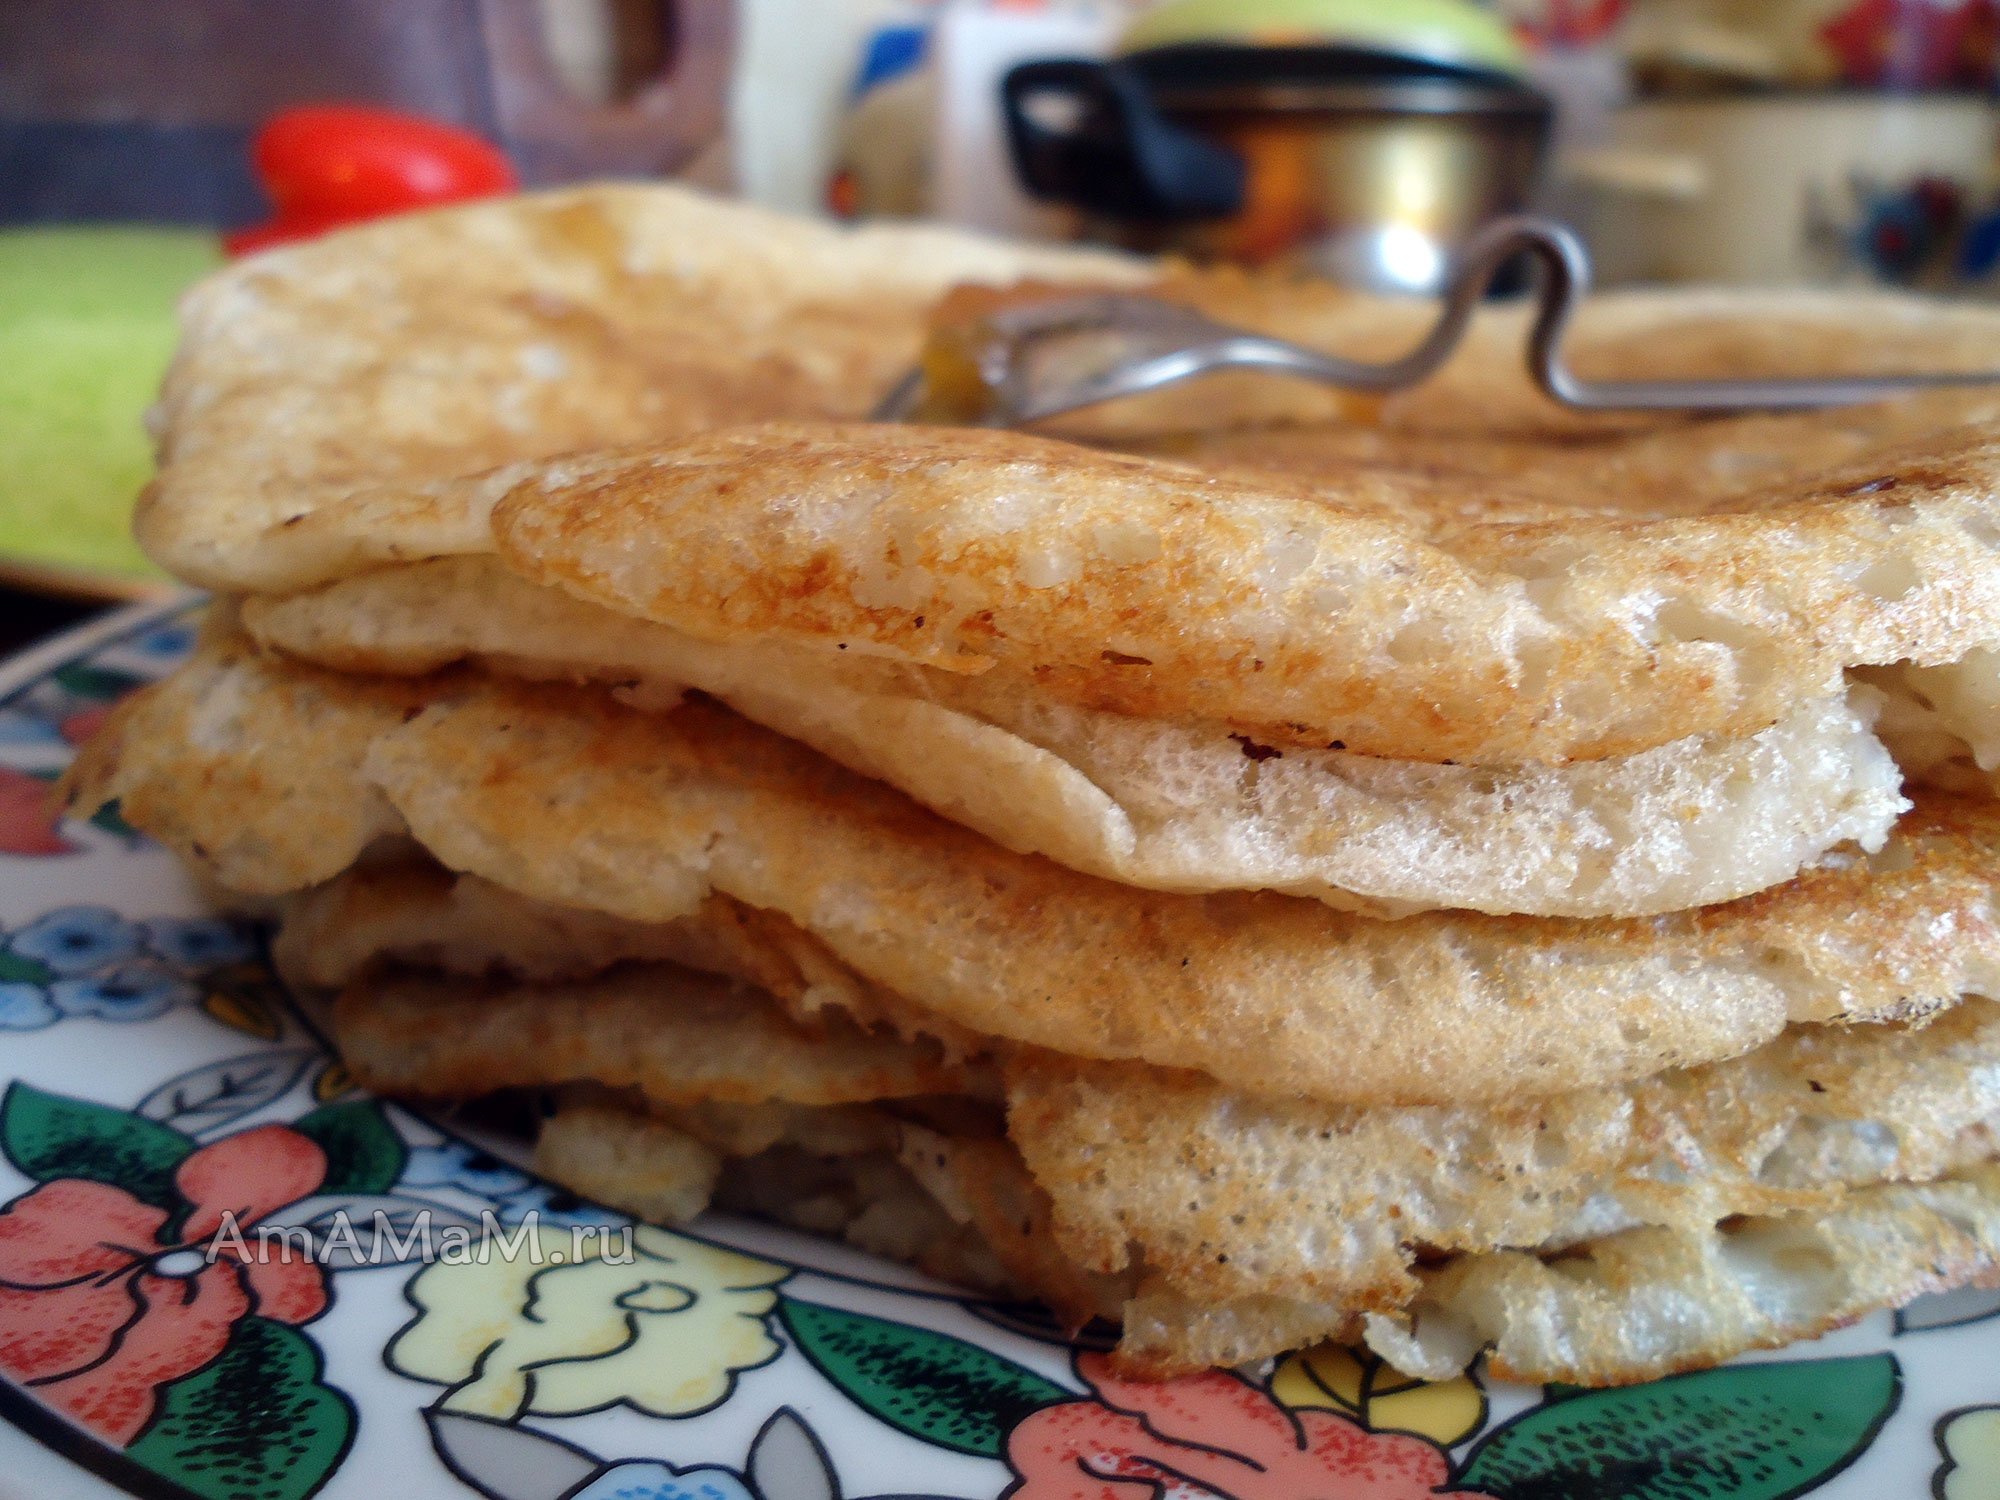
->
[0,228,218,582]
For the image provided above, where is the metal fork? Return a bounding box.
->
[873,215,2000,425]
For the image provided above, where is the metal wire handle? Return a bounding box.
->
[875,215,2000,425]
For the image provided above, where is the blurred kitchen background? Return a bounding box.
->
[3,0,2000,623]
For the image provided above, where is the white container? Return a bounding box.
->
[1569,91,2000,285]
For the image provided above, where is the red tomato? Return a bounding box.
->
[226,105,516,256]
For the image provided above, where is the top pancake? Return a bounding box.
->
[494,405,2000,766]
[136,183,1144,594]
[135,184,2000,765]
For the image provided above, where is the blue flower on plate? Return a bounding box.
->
[0,711,65,747]
[425,1405,848,1500]
[10,906,146,975]
[10,682,68,724]
[0,983,57,1030]
[570,1462,755,1500]
[142,916,255,970]
[127,624,197,665]
[495,1181,626,1229]
[49,963,198,1021]
[401,1140,535,1199]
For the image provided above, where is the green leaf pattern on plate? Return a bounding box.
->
[1460,1356,1901,1500]
[0,1079,193,1208]
[289,1101,406,1196]
[125,1318,354,1500]
[777,1299,1070,1459]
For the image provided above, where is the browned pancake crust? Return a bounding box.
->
[63,633,2000,1107]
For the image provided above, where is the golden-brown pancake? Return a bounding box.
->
[241,556,1907,919]
[491,409,2000,767]
[335,957,2000,1383]
[1005,998,2000,1327]
[331,965,986,1108]
[284,850,2000,1356]
[64,631,2000,1109]
[532,1088,1047,1304]
[270,857,966,1048]
[138,186,1142,594]
[1369,1160,2000,1385]
[133,183,2000,771]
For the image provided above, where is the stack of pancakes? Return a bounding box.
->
[67,184,2000,1384]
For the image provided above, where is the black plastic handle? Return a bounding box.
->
[1001,57,1245,222]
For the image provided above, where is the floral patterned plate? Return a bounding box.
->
[6,601,2000,1500]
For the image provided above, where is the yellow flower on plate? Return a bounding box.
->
[1272,1341,1487,1448]
[388,1221,790,1419]
[201,986,282,1040]
[1939,1406,2000,1500]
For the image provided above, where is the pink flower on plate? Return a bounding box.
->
[0,768,75,856]
[0,1124,330,1444]
[58,705,115,748]
[1006,1353,1491,1500]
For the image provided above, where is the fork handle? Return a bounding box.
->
[1017,216,2000,420]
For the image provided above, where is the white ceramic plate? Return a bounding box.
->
[4,602,2000,1500]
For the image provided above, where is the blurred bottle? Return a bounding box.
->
[817,0,1130,237]
[827,9,939,217]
